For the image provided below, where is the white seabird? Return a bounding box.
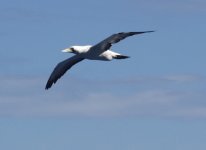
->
[45,31,154,89]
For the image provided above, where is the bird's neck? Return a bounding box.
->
[73,45,92,53]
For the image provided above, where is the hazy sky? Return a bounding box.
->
[1,0,206,150]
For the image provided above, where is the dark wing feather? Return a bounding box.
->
[90,31,154,55]
[45,55,84,89]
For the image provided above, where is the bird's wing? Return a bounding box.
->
[45,55,84,89]
[90,31,154,55]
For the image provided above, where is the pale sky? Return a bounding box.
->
[0,0,206,150]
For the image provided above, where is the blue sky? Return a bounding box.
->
[1,0,206,149]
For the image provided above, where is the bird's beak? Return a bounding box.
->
[61,48,73,53]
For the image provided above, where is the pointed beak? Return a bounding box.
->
[61,48,73,53]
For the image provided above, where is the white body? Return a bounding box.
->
[62,45,124,61]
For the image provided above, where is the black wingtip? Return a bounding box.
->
[45,86,49,90]
[140,30,155,34]
[145,30,155,33]
[126,31,155,36]
[45,80,53,90]
[45,85,50,90]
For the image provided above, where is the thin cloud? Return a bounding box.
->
[172,107,206,118]
[164,75,201,82]
[110,75,201,84]
[0,75,205,118]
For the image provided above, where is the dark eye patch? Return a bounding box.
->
[70,47,75,52]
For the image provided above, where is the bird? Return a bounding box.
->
[45,31,154,89]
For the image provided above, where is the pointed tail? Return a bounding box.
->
[113,55,130,59]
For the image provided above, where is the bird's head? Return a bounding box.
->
[62,45,92,54]
[61,47,76,53]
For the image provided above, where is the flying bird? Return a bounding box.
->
[45,31,154,89]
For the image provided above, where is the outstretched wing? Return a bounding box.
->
[45,55,84,89]
[89,31,154,55]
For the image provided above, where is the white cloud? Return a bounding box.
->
[0,75,205,118]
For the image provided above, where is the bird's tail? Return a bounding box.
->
[114,55,130,59]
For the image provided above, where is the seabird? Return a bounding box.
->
[45,31,154,89]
